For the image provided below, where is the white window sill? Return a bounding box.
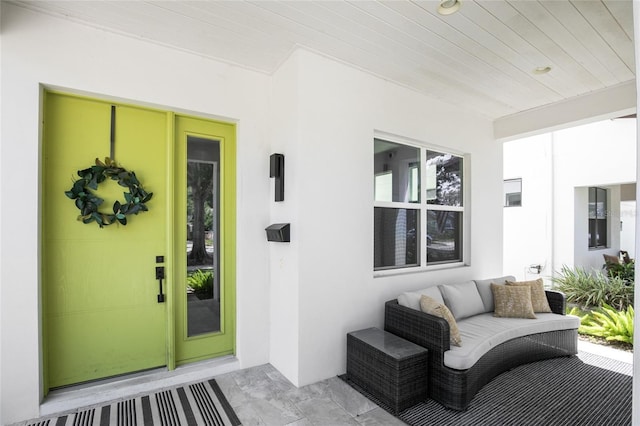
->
[374,262,469,278]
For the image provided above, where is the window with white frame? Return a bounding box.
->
[374,138,465,271]
[588,187,608,249]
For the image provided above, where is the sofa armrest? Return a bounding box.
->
[384,299,450,353]
[545,290,566,315]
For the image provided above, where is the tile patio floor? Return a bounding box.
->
[21,340,633,426]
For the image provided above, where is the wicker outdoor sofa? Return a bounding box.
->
[384,276,580,411]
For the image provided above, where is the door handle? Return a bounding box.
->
[156,266,165,303]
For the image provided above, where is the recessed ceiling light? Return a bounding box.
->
[533,66,552,75]
[438,0,461,15]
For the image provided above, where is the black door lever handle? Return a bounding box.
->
[156,266,165,303]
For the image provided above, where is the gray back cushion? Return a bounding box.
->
[439,281,485,320]
[397,286,444,310]
[474,275,516,312]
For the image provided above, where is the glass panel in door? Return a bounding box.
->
[186,137,220,336]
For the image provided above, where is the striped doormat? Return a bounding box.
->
[344,353,632,426]
[26,379,241,426]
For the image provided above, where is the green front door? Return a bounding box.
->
[42,92,236,390]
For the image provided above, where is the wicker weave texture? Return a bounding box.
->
[384,291,577,411]
[347,329,429,413]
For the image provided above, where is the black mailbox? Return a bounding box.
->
[265,223,290,242]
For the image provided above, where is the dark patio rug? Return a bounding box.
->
[343,353,632,426]
[25,379,241,426]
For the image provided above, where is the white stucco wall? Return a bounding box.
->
[2,3,504,423]
[553,120,636,272]
[268,51,301,384]
[503,134,554,282]
[273,50,502,387]
[0,5,272,423]
[504,119,636,282]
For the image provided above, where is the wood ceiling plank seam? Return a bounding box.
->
[331,3,532,104]
[392,1,560,96]
[244,0,383,56]
[126,1,287,66]
[510,0,619,87]
[233,0,441,82]
[379,1,560,110]
[603,0,635,41]
[147,2,286,47]
[570,0,635,71]
[262,0,472,75]
[540,0,634,82]
[302,41,506,118]
[201,2,303,47]
[243,0,490,110]
[337,0,539,111]
[480,1,601,95]
[19,0,274,70]
[498,1,605,89]
[253,0,517,106]
[458,0,582,99]
[142,2,290,70]
[9,0,535,115]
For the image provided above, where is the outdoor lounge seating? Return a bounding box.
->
[384,276,580,411]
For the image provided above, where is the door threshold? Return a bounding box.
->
[41,355,240,418]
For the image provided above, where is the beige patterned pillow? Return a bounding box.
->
[491,284,537,319]
[506,278,552,313]
[420,295,462,346]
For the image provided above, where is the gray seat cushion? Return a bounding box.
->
[443,313,580,370]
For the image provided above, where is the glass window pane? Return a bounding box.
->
[374,171,393,202]
[504,178,522,207]
[505,193,521,207]
[596,218,607,247]
[426,151,462,206]
[588,187,596,219]
[588,187,608,248]
[186,136,220,337]
[427,211,462,263]
[374,207,419,269]
[597,188,607,219]
[374,139,420,203]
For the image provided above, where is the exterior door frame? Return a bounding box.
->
[41,91,236,390]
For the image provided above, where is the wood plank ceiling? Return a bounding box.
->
[9,0,636,121]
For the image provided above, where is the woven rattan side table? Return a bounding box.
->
[347,327,428,413]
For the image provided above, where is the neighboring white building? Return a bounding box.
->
[503,118,637,282]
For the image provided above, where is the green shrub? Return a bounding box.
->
[552,265,634,310]
[567,306,590,324]
[606,261,635,283]
[187,269,214,299]
[580,304,634,345]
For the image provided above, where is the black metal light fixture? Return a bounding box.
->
[270,153,284,202]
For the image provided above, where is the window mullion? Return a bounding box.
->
[420,147,427,267]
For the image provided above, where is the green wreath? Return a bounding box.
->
[65,157,153,228]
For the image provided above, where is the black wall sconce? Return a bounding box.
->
[270,153,284,202]
[265,223,290,242]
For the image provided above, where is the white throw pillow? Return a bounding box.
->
[439,281,485,320]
